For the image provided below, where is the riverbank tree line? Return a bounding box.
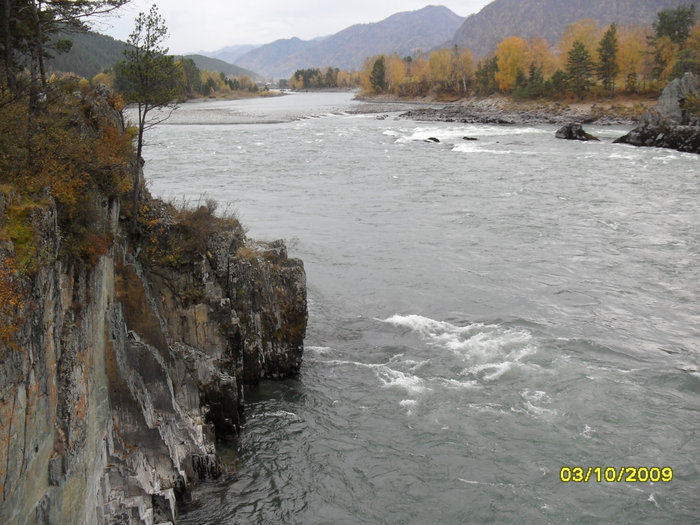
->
[290,5,699,101]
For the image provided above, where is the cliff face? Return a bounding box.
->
[0,191,307,523]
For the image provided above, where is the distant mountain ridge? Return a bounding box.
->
[181,55,261,81]
[451,0,700,57]
[201,44,261,65]
[46,30,262,80]
[234,5,465,78]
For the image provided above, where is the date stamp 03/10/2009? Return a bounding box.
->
[560,466,674,483]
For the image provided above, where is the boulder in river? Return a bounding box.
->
[555,122,600,141]
[425,137,440,143]
[614,73,700,154]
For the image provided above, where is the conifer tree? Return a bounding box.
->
[566,40,594,99]
[653,5,696,45]
[370,56,386,93]
[598,23,619,96]
[113,4,179,231]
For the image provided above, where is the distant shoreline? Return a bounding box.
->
[357,93,656,125]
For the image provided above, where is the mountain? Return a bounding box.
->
[47,30,126,78]
[200,44,261,64]
[181,54,262,80]
[235,5,465,79]
[45,30,261,80]
[233,37,316,79]
[451,0,700,57]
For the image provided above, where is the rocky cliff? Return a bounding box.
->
[0,97,307,524]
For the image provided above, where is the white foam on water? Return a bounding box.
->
[382,314,538,384]
[466,361,513,381]
[382,314,483,335]
[467,403,507,414]
[376,366,429,394]
[458,478,511,488]
[452,143,518,155]
[609,152,638,160]
[257,410,301,421]
[307,346,333,355]
[400,399,418,415]
[515,389,557,419]
[437,378,481,390]
[390,125,547,145]
[652,154,680,162]
[648,493,659,508]
[581,424,595,439]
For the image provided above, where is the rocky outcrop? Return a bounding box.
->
[613,123,700,153]
[0,192,306,524]
[614,73,700,153]
[555,122,600,141]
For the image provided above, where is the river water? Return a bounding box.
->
[141,92,699,524]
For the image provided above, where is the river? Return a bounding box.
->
[141,92,700,524]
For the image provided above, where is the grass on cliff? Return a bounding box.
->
[139,196,245,268]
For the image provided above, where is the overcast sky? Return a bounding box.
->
[97,1,492,54]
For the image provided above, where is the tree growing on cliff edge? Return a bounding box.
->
[113,4,178,231]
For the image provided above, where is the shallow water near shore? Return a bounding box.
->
[142,92,700,524]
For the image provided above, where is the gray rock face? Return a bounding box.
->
[555,122,600,141]
[656,72,700,125]
[0,194,307,524]
[615,73,700,153]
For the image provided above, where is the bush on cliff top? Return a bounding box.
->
[0,76,134,270]
[139,196,244,269]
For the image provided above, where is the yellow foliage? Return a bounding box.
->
[386,54,407,93]
[557,18,603,66]
[655,35,680,80]
[455,48,475,91]
[237,75,254,90]
[93,71,115,89]
[528,36,556,77]
[337,70,360,88]
[617,25,651,85]
[495,36,529,91]
[359,56,378,94]
[429,48,454,90]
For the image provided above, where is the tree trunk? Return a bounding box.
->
[132,103,146,233]
[33,0,46,86]
[2,0,15,92]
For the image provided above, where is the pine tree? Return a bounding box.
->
[474,56,499,96]
[113,4,179,231]
[566,40,594,100]
[370,56,386,93]
[653,5,696,46]
[598,23,619,96]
